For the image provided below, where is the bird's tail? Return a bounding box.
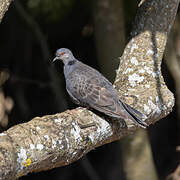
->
[121,101,148,128]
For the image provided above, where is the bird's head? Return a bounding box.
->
[53,48,75,65]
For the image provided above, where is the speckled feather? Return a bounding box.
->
[53,48,147,128]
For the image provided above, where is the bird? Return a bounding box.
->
[53,48,148,128]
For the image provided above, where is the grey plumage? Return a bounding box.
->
[53,48,148,128]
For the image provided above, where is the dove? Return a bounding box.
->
[53,48,147,128]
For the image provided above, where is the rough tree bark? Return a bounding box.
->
[94,0,158,180]
[0,0,178,179]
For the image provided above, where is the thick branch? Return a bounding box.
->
[0,0,179,179]
[0,108,126,179]
[114,0,177,124]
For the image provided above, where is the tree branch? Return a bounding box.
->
[114,0,177,124]
[0,0,179,179]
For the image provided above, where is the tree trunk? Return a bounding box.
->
[94,0,158,179]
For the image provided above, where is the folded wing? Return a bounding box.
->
[67,69,147,128]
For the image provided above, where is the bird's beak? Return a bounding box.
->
[52,57,59,63]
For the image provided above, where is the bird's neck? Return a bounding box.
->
[63,58,77,65]
[64,59,78,77]
[67,59,76,65]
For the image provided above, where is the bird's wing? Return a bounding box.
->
[69,72,125,117]
[66,87,80,105]
[67,69,147,128]
[66,62,147,128]
[89,86,131,119]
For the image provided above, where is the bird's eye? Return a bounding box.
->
[61,52,65,56]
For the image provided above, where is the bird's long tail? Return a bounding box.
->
[121,101,148,128]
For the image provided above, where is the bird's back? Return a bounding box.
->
[65,61,126,116]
